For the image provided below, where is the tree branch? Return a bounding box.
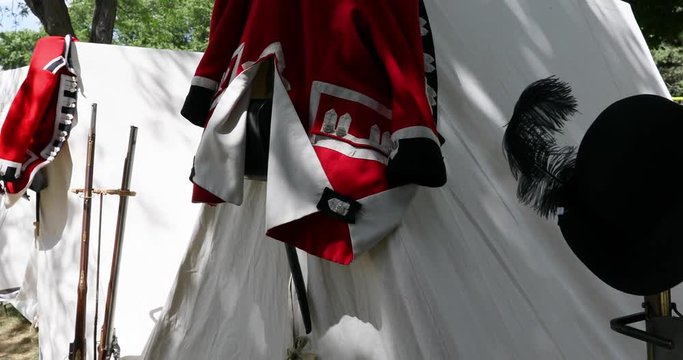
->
[24,0,74,36]
[90,0,118,44]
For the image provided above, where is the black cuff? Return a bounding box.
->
[181,85,215,127]
[387,138,447,187]
[317,187,362,223]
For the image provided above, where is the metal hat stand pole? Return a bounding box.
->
[611,290,683,359]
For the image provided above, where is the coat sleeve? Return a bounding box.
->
[181,0,249,127]
[363,0,447,187]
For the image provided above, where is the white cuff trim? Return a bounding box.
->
[390,126,440,144]
[191,76,219,91]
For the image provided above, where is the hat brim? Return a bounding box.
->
[557,94,683,296]
[558,206,683,296]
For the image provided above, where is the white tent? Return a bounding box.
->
[0,66,32,294]
[0,0,677,358]
[1,44,204,359]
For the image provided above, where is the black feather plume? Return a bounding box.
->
[503,76,578,217]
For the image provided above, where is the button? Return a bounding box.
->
[327,198,350,217]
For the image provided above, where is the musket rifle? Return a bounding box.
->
[97,126,138,360]
[69,103,97,360]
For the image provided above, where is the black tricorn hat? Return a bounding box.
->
[504,77,683,296]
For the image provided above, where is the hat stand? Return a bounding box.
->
[611,290,683,359]
[501,78,683,360]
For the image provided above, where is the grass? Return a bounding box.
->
[0,303,39,360]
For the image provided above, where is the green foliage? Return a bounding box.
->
[0,2,39,70]
[0,29,45,70]
[626,1,683,96]
[68,0,95,41]
[651,44,683,96]
[69,0,211,51]
[0,0,211,70]
[627,1,683,47]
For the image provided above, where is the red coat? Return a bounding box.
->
[183,0,446,264]
[0,35,78,198]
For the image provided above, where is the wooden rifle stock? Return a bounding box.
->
[69,103,97,360]
[97,126,138,360]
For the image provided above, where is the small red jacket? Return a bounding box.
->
[0,35,78,196]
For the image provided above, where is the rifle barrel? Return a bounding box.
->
[98,126,138,360]
[70,103,97,360]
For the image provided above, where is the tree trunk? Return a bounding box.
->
[24,0,75,36]
[90,0,118,44]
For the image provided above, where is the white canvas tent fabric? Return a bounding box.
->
[0,66,33,293]
[142,0,677,359]
[0,0,678,359]
[1,44,204,359]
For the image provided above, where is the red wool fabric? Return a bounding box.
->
[185,0,444,264]
[0,35,77,196]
